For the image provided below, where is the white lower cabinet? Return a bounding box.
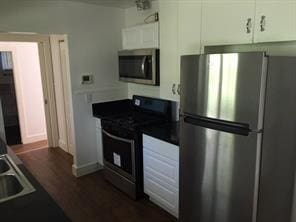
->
[95,118,103,167]
[143,134,179,218]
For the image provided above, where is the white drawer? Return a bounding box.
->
[143,134,179,161]
[144,172,179,217]
[143,148,179,188]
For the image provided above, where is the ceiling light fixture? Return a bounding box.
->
[135,0,150,11]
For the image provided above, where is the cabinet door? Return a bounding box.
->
[122,28,141,49]
[178,0,202,55]
[122,23,159,50]
[254,1,296,43]
[143,134,180,218]
[201,2,255,46]
[140,22,159,49]
[159,0,180,101]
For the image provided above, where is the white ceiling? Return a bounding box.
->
[64,0,137,9]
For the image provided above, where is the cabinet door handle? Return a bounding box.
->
[246,18,252,34]
[172,84,176,95]
[260,16,266,32]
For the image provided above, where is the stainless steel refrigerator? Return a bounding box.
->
[180,52,296,222]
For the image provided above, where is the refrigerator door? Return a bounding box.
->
[257,57,296,222]
[180,116,261,222]
[180,52,267,130]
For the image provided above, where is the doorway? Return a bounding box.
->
[0,33,76,163]
[0,51,21,145]
[0,42,48,149]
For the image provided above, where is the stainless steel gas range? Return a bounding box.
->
[101,96,172,199]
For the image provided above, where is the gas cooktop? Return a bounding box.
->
[101,111,164,131]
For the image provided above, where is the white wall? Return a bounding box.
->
[0,0,127,168]
[124,1,161,99]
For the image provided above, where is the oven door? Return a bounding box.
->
[102,130,135,182]
[118,49,159,85]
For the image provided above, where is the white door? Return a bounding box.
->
[254,1,296,43]
[0,44,48,145]
[201,1,255,46]
[159,0,180,101]
[50,35,74,155]
[59,40,75,155]
[178,0,202,56]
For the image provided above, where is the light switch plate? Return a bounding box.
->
[81,74,93,85]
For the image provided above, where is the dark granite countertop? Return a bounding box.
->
[141,121,180,146]
[0,137,7,155]
[92,99,131,118]
[0,153,70,221]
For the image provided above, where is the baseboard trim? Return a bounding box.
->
[58,139,67,152]
[22,134,47,144]
[72,162,103,177]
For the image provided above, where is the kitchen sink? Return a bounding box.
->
[0,175,23,199]
[0,155,35,203]
[0,159,9,174]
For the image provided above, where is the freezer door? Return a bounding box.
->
[180,52,267,130]
[179,116,261,222]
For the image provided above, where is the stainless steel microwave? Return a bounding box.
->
[118,49,159,85]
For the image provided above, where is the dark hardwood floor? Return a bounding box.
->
[15,146,176,222]
[10,140,48,154]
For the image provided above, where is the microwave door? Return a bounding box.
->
[118,49,159,85]
[119,55,147,78]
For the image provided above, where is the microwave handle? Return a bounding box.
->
[141,56,147,75]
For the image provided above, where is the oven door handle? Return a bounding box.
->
[102,130,134,144]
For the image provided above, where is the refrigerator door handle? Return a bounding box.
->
[183,115,251,136]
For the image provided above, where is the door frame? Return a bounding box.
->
[0,33,61,150]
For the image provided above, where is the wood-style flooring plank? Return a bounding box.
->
[16,147,176,222]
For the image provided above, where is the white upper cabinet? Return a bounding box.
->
[178,0,202,55]
[201,1,255,46]
[159,0,180,101]
[254,1,296,43]
[122,22,159,50]
[159,0,202,102]
[122,27,141,49]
